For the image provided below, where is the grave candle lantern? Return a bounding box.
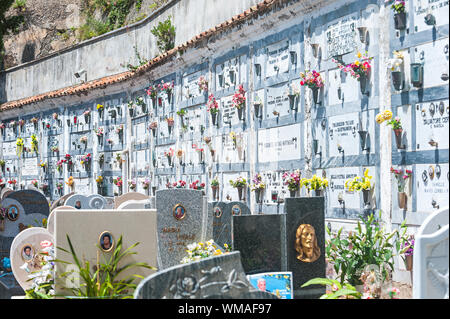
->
[410,63,423,87]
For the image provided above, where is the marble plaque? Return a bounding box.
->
[258,171,289,204]
[328,112,360,157]
[216,132,247,164]
[258,124,301,163]
[414,0,449,32]
[135,122,148,144]
[220,95,240,126]
[22,158,38,176]
[415,99,449,151]
[265,82,291,118]
[328,167,361,209]
[326,13,358,59]
[182,70,203,100]
[413,38,449,89]
[416,163,449,212]
[215,56,241,90]
[328,68,360,105]
[2,141,17,156]
[222,172,248,202]
[266,40,290,78]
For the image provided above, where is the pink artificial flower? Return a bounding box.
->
[41,240,53,248]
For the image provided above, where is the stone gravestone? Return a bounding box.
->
[114,192,150,209]
[413,206,449,299]
[10,227,53,292]
[134,251,278,299]
[46,206,76,236]
[117,199,154,210]
[212,201,250,249]
[54,209,157,297]
[232,197,326,299]
[0,187,14,200]
[156,189,209,270]
[49,192,75,212]
[65,194,107,209]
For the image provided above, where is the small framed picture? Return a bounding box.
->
[7,204,19,221]
[99,231,115,252]
[231,204,241,216]
[173,204,186,221]
[214,206,222,218]
[21,244,35,263]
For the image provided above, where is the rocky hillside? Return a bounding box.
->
[2,0,168,69]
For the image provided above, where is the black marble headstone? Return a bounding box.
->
[232,197,326,299]
[211,201,230,248]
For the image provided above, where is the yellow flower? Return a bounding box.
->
[357,52,362,58]
[354,60,360,66]
[376,113,385,124]
[383,110,393,121]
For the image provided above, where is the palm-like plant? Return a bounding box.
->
[56,234,155,299]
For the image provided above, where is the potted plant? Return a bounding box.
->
[282,169,301,197]
[387,51,405,91]
[211,177,220,200]
[198,76,208,94]
[300,70,324,105]
[333,52,373,95]
[207,94,219,126]
[301,175,329,196]
[250,173,266,204]
[389,0,407,30]
[345,169,373,208]
[391,167,412,209]
[232,84,246,121]
[229,176,247,201]
[400,236,414,271]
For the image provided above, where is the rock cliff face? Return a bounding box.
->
[3,0,162,69]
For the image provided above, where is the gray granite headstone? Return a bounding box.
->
[211,201,232,249]
[134,251,278,299]
[156,189,207,270]
[50,192,74,212]
[232,197,326,299]
[225,201,251,217]
[65,194,107,209]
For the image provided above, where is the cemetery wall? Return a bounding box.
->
[0,0,448,285]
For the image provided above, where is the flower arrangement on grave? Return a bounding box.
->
[387,51,404,72]
[250,173,266,191]
[127,100,135,109]
[95,127,104,137]
[96,175,103,186]
[80,153,92,169]
[31,179,38,188]
[391,167,412,193]
[400,235,414,271]
[106,138,114,145]
[9,120,17,128]
[207,94,219,125]
[189,180,205,190]
[300,70,324,89]
[146,85,158,101]
[0,159,5,170]
[158,80,174,96]
[66,176,75,189]
[375,109,393,124]
[56,182,63,191]
[39,161,47,171]
[388,0,406,13]
[50,145,59,153]
[176,108,186,117]
[56,160,64,173]
[31,117,39,124]
[149,121,158,130]
[115,152,122,164]
[128,180,137,190]
[45,123,51,129]
[97,104,104,111]
[8,179,17,186]
[18,119,25,128]
[142,178,150,190]
[0,122,5,130]
[332,51,373,81]
[166,117,174,127]
[181,240,229,264]
[164,148,174,166]
[115,124,124,135]
[79,135,88,145]
[229,131,237,148]
[198,76,208,93]
[113,176,123,188]
[23,240,55,299]
[16,137,24,157]
[63,154,73,170]
[210,177,220,199]
[300,175,329,196]
[232,84,246,109]
[282,170,301,196]
[345,169,373,192]
[195,147,204,163]
[83,110,91,121]
[229,176,247,200]
[173,180,187,188]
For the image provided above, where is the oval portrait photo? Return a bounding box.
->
[173,204,186,221]
[21,244,35,262]
[99,231,115,252]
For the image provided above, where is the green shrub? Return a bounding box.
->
[151,16,175,53]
